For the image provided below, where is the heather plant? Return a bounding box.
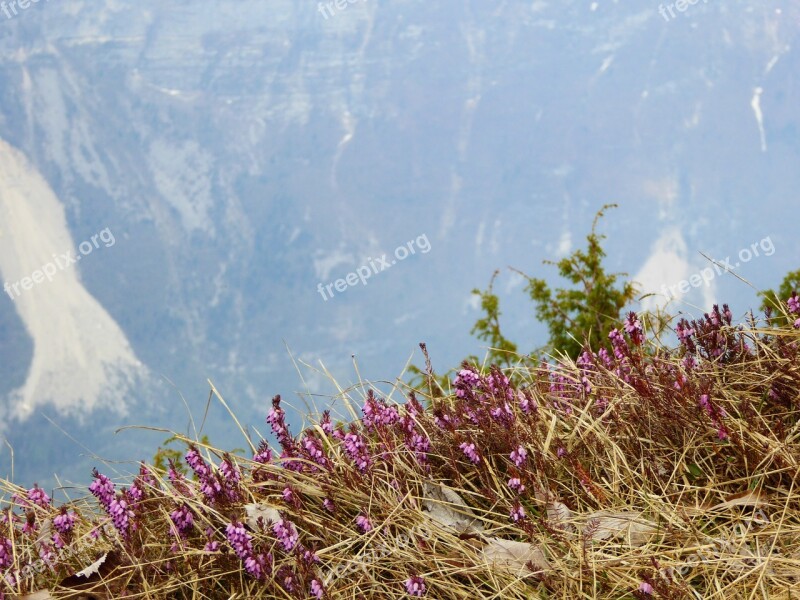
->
[0,296,799,599]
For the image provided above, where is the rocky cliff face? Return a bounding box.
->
[0,1,797,485]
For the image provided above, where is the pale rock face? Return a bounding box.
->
[0,137,146,425]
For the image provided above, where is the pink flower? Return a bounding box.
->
[273,518,299,552]
[788,294,799,315]
[356,514,373,533]
[53,509,78,535]
[624,312,644,345]
[510,504,526,522]
[510,445,527,467]
[310,579,325,599]
[460,442,480,464]
[638,581,654,594]
[26,485,51,508]
[507,478,525,493]
[405,575,426,596]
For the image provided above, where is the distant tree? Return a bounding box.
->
[760,268,800,328]
[469,270,518,368]
[407,204,638,397]
[513,204,638,360]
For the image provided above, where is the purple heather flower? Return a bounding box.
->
[518,390,537,414]
[577,350,594,370]
[53,509,78,535]
[89,470,115,509]
[186,448,224,501]
[433,411,454,430]
[510,445,527,467]
[460,442,480,464]
[273,518,299,552]
[108,496,134,537]
[219,455,241,484]
[226,521,265,579]
[355,514,373,533]
[557,447,567,458]
[253,442,273,464]
[168,464,193,497]
[267,395,295,452]
[454,368,481,399]
[185,448,212,479]
[0,538,13,570]
[510,504,526,522]
[490,402,515,425]
[320,411,334,435]
[170,504,194,539]
[310,579,325,599]
[138,462,157,487]
[405,575,427,596]
[204,540,221,552]
[362,392,400,430]
[407,433,430,462]
[322,497,335,513]
[608,329,627,360]
[722,304,733,324]
[624,312,644,345]
[128,481,144,503]
[698,394,711,414]
[638,581,654,594]
[507,478,525,493]
[278,567,296,592]
[51,531,65,550]
[25,485,51,508]
[788,294,800,314]
[794,318,800,330]
[597,347,613,368]
[301,546,320,565]
[343,432,371,472]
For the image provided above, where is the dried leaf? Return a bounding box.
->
[582,510,657,547]
[244,503,282,529]
[74,552,108,579]
[482,537,550,575]
[421,483,484,534]
[547,500,574,530]
[710,490,770,511]
[14,592,54,600]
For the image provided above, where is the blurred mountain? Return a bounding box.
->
[0,1,797,487]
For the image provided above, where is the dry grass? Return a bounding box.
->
[1,303,800,599]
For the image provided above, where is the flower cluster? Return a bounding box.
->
[226,521,269,580]
[272,518,299,552]
[169,504,194,540]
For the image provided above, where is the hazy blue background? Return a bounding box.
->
[0,1,797,489]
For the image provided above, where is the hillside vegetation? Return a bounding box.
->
[2,211,799,599]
